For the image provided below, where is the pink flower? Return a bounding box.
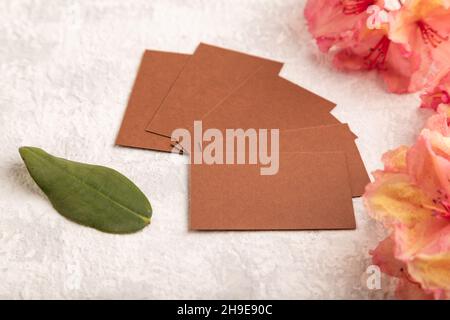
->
[304,0,371,53]
[305,0,421,93]
[364,107,450,299]
[388,0,450,92]
[304,0,450,94]
[371,236,435,299]
[332,31,423,93]
[407,130,450,215]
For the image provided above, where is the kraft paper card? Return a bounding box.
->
[116,50,189,153]
[146,43,284,137]
[188,124,367,197]
[189,152,356,230]
[177,67,340,152]
[189,67,340,136]
[280,124,369,197]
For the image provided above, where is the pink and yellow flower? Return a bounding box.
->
[305,0,450,298]
[388,0,450,91]
[364,106,450,299]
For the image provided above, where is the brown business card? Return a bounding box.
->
[189,152,355,230]
[115,50,189,153]
[175,66,340,155]
[280,124,369,197]
[185,123,367,197]
[191,67,339,135]
[146,43,284,138]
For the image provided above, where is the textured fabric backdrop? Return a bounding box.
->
[0,0,431,299]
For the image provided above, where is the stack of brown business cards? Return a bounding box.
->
[116,43,370,231]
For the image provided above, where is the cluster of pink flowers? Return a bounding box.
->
[364,106,450,299]
[305,0,450,110]
[305,0,450,298]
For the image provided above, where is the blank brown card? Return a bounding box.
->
[190,152,356,230]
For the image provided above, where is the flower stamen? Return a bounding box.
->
[341,0,375,15]
[432,190,450,219]
[439,201,450,218]
[417,21,449,48]
[364,35,391,69]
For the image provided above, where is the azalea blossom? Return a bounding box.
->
[305,0,450,94]
[305,0,450,299]
[388,0,450,91]
[304,0,371,53]
[364,106,450,299]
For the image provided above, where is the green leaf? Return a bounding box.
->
[19,146,152,234]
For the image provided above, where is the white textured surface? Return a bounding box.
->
[0,0,431,299]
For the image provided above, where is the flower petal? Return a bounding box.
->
[395,278,435,300]
[382,146,409,173]
[371,235,407,278]
[408,253,450,296]
[364,171,434,227]
[407,130,450,202]
[305,0,366,52]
